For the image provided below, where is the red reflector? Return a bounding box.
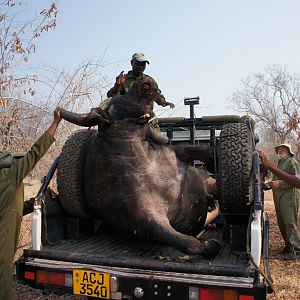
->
[24,271,35,280]
[37,270,65,286]
[200,288,223,300]
[240,296,254,300]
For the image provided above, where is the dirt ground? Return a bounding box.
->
[264,190,300,300]
[12,184,300,299]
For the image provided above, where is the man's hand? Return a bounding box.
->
[257,149,271,169]
[161,101,175,108]
[166,102,175,109]
[115,71,125,86]
[54,107,63,123]
[47,107,62,136]
[272,180,281,189]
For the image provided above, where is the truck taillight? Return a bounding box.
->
[189,287,254,300]
[36,270,73,287]
[24,271,35,280]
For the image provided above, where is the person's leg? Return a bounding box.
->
[282,196,300,252]
[0,213,20,300]
[273,193,289,248]
[148,112,160,132]
[0,259,13,300]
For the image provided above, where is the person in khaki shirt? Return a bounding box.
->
[107,53,175,131]
[259,144,300,260]
[258,149,300,189]
[0,108,62,300]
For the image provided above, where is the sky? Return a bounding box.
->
[27,0,300,118]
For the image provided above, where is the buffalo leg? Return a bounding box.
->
[143,214,220,258]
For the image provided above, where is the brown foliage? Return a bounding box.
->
[231,65,300,160]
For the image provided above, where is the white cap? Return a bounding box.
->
[132,52,149,64]
[275,143,295,156]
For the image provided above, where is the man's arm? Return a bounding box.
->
[107,71,125,97]
[9,108,62,186]
[155,96,175,108]
[258,150,300,189]
[149,76,175,108]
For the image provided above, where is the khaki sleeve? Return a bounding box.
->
[148,76,165,104]
[107,85,124,97]
[279,180,292,189]
[280,159,300,189]
[107,87,116,98]
[9,131,55,186]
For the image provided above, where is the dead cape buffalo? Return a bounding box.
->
[59,77,221,258]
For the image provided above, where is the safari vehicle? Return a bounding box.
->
[16,97,273,300]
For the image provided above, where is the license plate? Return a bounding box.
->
[73,269,111,298]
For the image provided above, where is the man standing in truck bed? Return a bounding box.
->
[107,52,175,131]
[0,108,62,300]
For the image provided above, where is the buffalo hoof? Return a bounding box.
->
[201,239,222,259]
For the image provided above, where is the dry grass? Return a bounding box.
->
[13,184,300,299]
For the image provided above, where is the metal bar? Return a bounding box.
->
[36,157,59,197]
[263,213,274,293]
[252,151,262,211]
[24,258,255,289]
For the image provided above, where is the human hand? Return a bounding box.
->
[261,182,272,190]
[54,106,63,123]
[115,71,125,86]
[167,102,175,109]
[272,180,281,189]
[257,150,271,168]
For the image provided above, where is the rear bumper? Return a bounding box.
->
[16,257,267,300]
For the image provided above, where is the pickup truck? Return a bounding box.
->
[16,98,274,300]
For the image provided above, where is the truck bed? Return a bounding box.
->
[24,225,253,278]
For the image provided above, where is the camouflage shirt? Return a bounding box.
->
[107,71,165,105]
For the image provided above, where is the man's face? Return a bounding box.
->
[277,146,289,160]
[131,59,147,75]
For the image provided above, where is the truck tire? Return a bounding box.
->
[217,123,253,224]
[57,129,97,218]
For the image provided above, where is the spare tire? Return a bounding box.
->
[57,129,97,218]
[217,123,254,224]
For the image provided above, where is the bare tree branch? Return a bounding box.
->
[230,64,300,159]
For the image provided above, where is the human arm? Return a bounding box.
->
[258,150,300,189]
[149,76,175,108]
[107,71,125,97]
[47,107,62,136]
[9,108,62,186]
[155,97,175,108]
[275,158,300,189]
